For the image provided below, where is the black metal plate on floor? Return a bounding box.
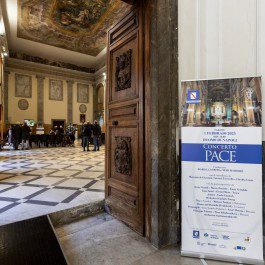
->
[0,216,67,265]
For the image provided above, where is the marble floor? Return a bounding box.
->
[56,213,239,265]
[0,145,105,226]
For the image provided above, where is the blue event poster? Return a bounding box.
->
[181,77,263,265]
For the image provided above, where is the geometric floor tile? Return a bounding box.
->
[65,165,90,171]
[0,186,44,199]
[30,188,77,203]
[55,178,94,189]
[49,170,80,177]
[0,144,105,226]
[89,165,105,172]
[0,174,15,181]
[23,163,52,169]
[0,200,13,208]
[44,164,69,170]
[2,168,32,174]
[25,169,56,176]
[73,171,104,179]
[26,177,63,186]
[0,184,14,191]
[87,180,104,190]
[0,175,38,184]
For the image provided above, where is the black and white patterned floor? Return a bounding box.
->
[0,146,105,226]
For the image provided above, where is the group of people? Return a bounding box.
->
[49,124,77,146]
[7,122,32,150]
[81,120,102,151]
[5,120,102,151]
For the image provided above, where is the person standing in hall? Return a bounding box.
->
[13,122,22,150]
[21,122,31,150]
[92,120,101,151]
[81,121,85,148]
[82,121,92,151]
[66,123,75,146]
[7,125,13,146]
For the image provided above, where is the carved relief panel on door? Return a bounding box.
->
[110,33,138,102]
[109,126,138,188]
[114,136,132,176]
[115,49,132,92]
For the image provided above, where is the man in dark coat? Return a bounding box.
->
[13,123,22,150]
[21,122,31,150]
[92,120,101,151]
[80,121,85,148]
[82,122,92,151]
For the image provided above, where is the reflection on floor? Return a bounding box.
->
[0,146,105,226]
[56,213,238,265]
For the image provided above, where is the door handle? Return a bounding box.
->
[112,120,118,126]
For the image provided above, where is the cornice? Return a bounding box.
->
[6,58,95,83]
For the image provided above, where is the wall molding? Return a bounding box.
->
[6,58,94,84]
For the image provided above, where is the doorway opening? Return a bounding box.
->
[0,0,133,226]
[52,119,66,129]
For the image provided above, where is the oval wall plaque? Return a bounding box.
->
[18,99,29,110]
[79,104,87,113]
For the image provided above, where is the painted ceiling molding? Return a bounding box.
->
[9,50,95,73]
[17,0,131,56]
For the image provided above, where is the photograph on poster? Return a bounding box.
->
[181,77,262,127]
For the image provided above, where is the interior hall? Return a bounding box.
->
[0,0,132,224]
[0,1,264,265]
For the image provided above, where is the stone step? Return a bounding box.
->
[49,199,105,227]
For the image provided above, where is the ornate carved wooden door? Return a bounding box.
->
[105,7,144,234]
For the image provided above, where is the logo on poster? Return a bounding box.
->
[234,246,246,251]
[187,90,201,104]
[193,230,200,239]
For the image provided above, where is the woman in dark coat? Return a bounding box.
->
[21,122,31,150]
[13,123,22,150]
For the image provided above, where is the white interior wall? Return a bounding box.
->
[179,0,265,139]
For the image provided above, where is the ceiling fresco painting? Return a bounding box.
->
[17,0,131,56]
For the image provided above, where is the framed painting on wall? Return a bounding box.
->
[15,73,32,98]
[77,83,89,103]
[49,79,63,101]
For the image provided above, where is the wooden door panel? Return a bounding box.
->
[109,32,139,103]
[109,9,138,47]
[106,7,144,235]
[109,103,138,121]
[107,186,142,232]
[109,125,138,187]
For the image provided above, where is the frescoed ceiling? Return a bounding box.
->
[17,0,131,56]
[207,79,231,102]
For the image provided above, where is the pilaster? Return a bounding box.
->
[92,83,98,121]
[67,80,74,124]
[36,75,45,124]
[4,70,10,123]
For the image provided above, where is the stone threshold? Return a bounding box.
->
[49,199,105,227]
